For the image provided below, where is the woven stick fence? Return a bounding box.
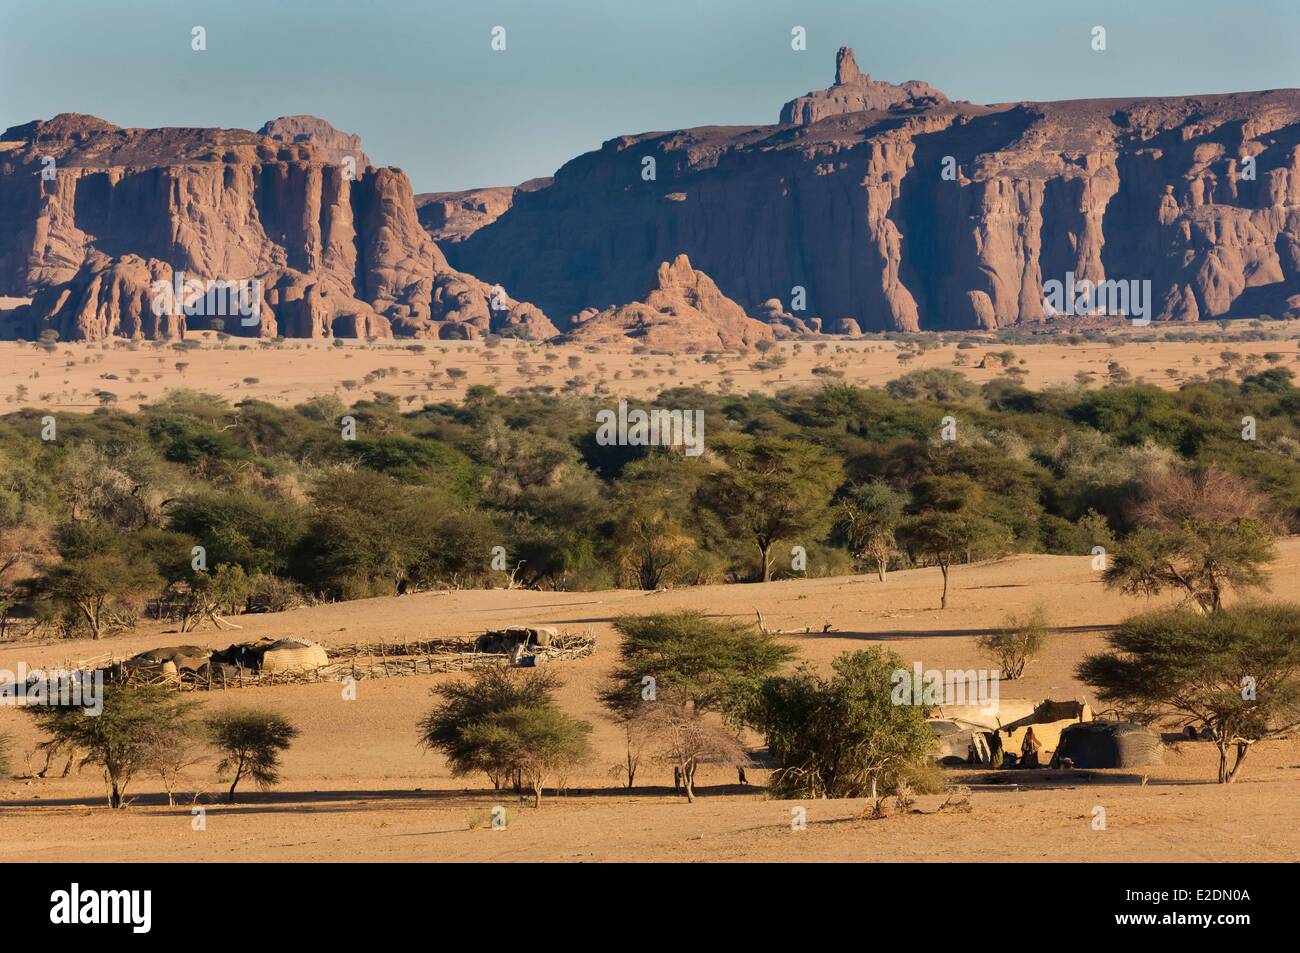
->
[70,631,596,692]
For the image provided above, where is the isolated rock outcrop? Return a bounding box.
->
[757,298,821,337]
[426,242,559,339]
[18,253,184,340]
[0,114,554,341]
[780,47,947,125]
[561,254,773,349]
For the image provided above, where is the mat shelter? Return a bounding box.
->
[1052,722,1164,768]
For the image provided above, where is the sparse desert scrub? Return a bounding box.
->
[752,647,937,800]
[977,604,1050,679]
[25,684,201,808]
[208,709,299,803]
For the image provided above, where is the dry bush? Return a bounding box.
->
[1131,465,1273,530]
[977,604,1050,679]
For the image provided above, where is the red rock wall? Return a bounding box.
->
[449,93,1300,330]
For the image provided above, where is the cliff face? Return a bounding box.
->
[447,51,1300,331]
[416,178,551,244]
[0,115,555,340]
[6,48,1300,342]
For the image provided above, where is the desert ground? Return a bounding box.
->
[2,320,1299,414]
[2,538,1297,863]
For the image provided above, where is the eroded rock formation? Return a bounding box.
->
[779,47,948,125]
[258,115,371,168]
[561,254,774,349]
[416,178,551,244]
[0,114,555,341]
[448,50,1300,331]
[6,46,1300,342]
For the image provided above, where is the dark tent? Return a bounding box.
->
[1054,722,1163,768]
[476,626,558,654]
[930,720,977,765]
[125,645,211,673]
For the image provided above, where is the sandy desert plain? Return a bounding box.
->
[2,320,1299,863]
[0,521,1297,862]
[3,318,1300,412]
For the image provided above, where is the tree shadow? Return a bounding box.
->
[815,623,1117,642]
[0,781,765,815]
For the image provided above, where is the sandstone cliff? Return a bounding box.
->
[7,47,1300,341]
[416,178,552,244]
[448,50,1300,331]
[0,114,555,341]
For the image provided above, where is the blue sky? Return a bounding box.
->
[3,0,1297,192]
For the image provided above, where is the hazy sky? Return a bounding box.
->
[3,0,1297,193]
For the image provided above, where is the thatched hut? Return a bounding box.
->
[1053,722,1164,768]
[209,637,328,674]
[257,639,329,673]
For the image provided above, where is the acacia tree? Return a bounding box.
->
[0,526,37,640]
[897,511,1004,609]
[35,553,161,639]
[611,707,656,789]
[140,720,208,806]
[26,684,200,808]
[303,469,494,598]
[897,475,1009,609]
[174,563,254,632]
[58,442,168,531]
[629,693,750,803]
[1103,465,1278,613]
[602,612,794,716]
[751,648,936,800]
[207,709,299,802]
[601,611,792,799]
[704,438,843,582]
[977,604,1050,679]
[837,481,905,581]
[1103,520,1275,613]
[615,506,694,590]
[1130,465,1273,529]
[1078,604,1300,783]
[610,456,703,590]
[459,704,592,807]
[418,667,561,790]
